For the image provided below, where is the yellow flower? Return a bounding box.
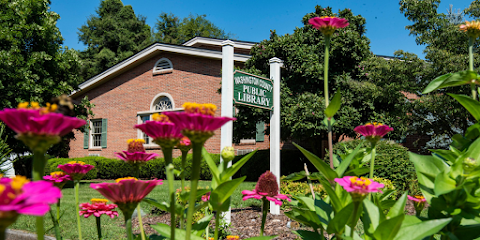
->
[460,21,480,39]
[115,177,138,183]
[90,198,109,204]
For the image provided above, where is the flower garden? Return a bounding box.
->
[1,15,480,240]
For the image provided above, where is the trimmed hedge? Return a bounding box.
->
[26,153,221,180]
[328,139,416,193]
[232,149,316,181]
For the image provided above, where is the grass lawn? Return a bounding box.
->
[10,179,259,240]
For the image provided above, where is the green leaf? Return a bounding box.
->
[320,178,343,213]
[293,230,325,240]
[294,142,338,181]
[373,215,405,240]
[282,171,306,181]
[221,150,257,182]
[143,198,183,215]
[362,199,381,236]
[326,202,354,234]
[394,216,451,240]
[409,152,448,178]
[325,90,342,118]
[191,214,213,235]
[210,177,246,211]
[434,171,457,196]
[423,71,477,94]
[335,143,362,177]
[387,193,407,219]
[203,148,220,186]
[284,208,323,230]
[449,93,480,121]
[150,223,204,240]
[322,117,336,127]
[463,137,480,165]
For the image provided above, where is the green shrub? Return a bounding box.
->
[329,139,416,193]
[233,149,315,181]
[280,179,324,197]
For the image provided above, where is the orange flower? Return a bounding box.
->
[460,21,480,39]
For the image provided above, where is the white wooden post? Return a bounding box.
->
[221,40,234,223]
[269,57,283,215]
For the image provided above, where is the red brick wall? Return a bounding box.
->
[70,52,269,158]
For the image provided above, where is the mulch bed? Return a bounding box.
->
[132,201,419,239]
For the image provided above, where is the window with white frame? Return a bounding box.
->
[141,115,151,144]
[152,58,173,75]
[153,96,173,111]
[90,119,103,148]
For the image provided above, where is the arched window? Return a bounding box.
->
[150,93,175,111]
[152,58,173,75]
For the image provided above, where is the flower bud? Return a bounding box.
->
[221,146,235,162]
[463,157,478,173]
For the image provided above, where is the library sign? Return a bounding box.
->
[233,71,273,110]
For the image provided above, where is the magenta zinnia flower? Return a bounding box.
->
[58,161,94,180]
[0,102,86,152]
[163,102,235,143]
[176,136,192,152]
[201,192,211,202]
[408,195,426,203]
[135,114,183,148]
[0,176,61,229]
[354,122,393,144]
[335,176,384,201]
[79,199,119,219]
[90,177,162,206]
[408,195,427,216]
[43,171,72,189]
[242,171,291,206]
[114,139,159,165]
[308,16,349,36]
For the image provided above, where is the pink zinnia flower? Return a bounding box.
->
[201,192,211,202]
[354,122,393,144]
[176,137,192,152]
[0,103,85,137]
[335,176,384,201]
[242,171,291,206]
[135,114,183,148]
[90,177,162,206]
[163,102,235,143]
[115,139,159,165]
[43,171,72,189]
[408,195,426,203]
[79,199,119,219]
[308,16,349,36]
[58,161,94,180]
[0,176,61,229]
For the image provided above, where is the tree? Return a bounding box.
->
[0,0,84,154]
[240,6,411,154]
[78,0,151,80]
[396,0,478,150]
[153,13,233,44]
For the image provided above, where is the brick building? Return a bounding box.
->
[69,37,270,158]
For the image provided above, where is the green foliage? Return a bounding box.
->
[154,13,233,44]
[232,149,316,181]
[46,157,99,180]
[0,123,12,175]
[329,140,416,193]
[280,179,324,197]
[0,0,84,154]
[78,0,151,80]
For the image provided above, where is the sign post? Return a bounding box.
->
[269,57,282,215]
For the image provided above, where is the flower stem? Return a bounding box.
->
[185,141,204,240]
[260,199,269,236]
[369,143,377,179]
[49,210,62,240]
[181,150,187,190]
[166,162,176,240]
[75,180,83,240]
[95,217,102,240]
[56,200,61,222]
[323,36,335,169]
[350,201,361,237]
[125,213,133,240]
[469,37,477,101]
[214,211,220,240]
[32,150,46,240]
[134,166,146,240]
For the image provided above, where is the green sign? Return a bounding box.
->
[233,71,273,110]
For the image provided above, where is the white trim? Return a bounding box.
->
[150,92,175,111]
[70,43,251,98]
[137,108,183,115]
[89,119,103,150]
[183,37,255,50]
[152,58,173,75]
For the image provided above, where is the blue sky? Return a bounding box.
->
[50,0,474,59]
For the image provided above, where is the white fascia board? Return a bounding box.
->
[183,37,255,50]
[71,43,250,97]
